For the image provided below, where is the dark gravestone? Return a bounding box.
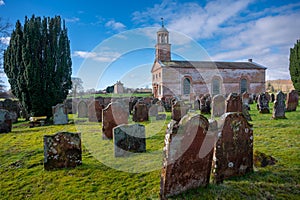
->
[194,99,200,110]
[0,109,12,133]
[270,93,275,103]
[132,102,149,122]
[171,101,189,122]
[102,102,128,139]
[113,124,146,157]
[64,99,74,114]
[286,90,299,111]
[44,132,82,170]
[242,104,252,121]
[226,93,243,113]
[77,100,88,118]
[211,94,225,117]
[272,91,286,119]
[160,114,214,198]
[52,104,68,125]
[257,93,270,113]
[200,94,211,114]
[88,101,103,122]
[213,113,253,183]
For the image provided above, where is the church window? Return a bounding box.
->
[241,79,247,93]
[183,78,191,95]
[212,78,220,96]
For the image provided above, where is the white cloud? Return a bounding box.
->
[105,19,126,32]
[65,17,80,23]
[0,0,4,6]
[0,37,10,45]
[73,50,121,62]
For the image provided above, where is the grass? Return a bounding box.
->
[0,102,299,199]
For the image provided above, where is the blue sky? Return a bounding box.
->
[1,0,300,90]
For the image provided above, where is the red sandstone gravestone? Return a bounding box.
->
[102,102,128,139]
[160,114,214,198]
[88,100,103,122]
[225,93,243,113]
[286,90,299,111]
[213,112,253,183]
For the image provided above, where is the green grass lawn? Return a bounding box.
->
[0,102,299,199]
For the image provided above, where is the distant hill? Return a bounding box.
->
[266,79,295,93]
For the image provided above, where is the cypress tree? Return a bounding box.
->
[289,39,300,92]
[4,15,72,117]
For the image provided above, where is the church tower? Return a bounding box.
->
[155,18,171,62]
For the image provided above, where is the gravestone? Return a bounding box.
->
[257,93,270,113]
[88,100,103,122]
[160,114,214,198]
[286,90,299,111]
[226,93,243,113]
[265,92,271,101]
[52,104,68,125]
[0,109,12,133]
[194,99,200,110]
[132,102,149,122]
[77,100,88,118]
[213,113,253,183]
[242,104,252,121]
[200,94,211,114]
[9,111,18,123]
[148,104,159,117]
[171,101,189,122]
[272,91,286,119]
[102,102,128,139]
[44,132,82,170]
[211,94,225,117]
[242,92,250,110]
[113,124,146,157]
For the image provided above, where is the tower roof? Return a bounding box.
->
[158,17,168,32]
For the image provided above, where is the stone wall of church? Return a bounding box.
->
[153,65,265,98]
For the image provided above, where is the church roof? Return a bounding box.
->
[160,60,267,70]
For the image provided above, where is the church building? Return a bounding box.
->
[151,23,267,100]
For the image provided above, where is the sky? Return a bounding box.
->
[1,0,300,90]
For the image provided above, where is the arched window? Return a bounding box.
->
[241,79,247,93]
[212,78,220,96]
[183,78,191,95]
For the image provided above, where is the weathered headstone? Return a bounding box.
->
[171,101,189,122]
[102,102,128,139]
[270,93,275,103]
[148,104,159,117]
[77,100,88,118]
[225,93,243,113]
[200,94,211,114]
[44,132,82,170]
[88,100,103,122]
[211,94,225,117]
[242,104,252,121]
[242,92,250,110]
[265,92,271,101]
[160,114,214,198]
[194,99,200,110]
[132,102,149,122]
[257,93,270,113]
[113,124,146,157]
[0,109,12,133]
[213,113,253,183]
[272,91,286,119]
[52,104,68,125]
[286,90,299,111]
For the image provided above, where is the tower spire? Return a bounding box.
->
[161,17,164,27]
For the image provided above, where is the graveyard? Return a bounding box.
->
[0,98,299,199]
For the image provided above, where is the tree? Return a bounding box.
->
[4,15,72,117]
[71,77,84,97]
[0,17,11,93]
[289,39,300,92]
[105,85,114,93]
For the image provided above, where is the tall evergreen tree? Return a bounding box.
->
[4,15,72,117]
[289,39,300,92]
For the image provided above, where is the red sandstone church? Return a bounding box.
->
[151,24,267,100]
